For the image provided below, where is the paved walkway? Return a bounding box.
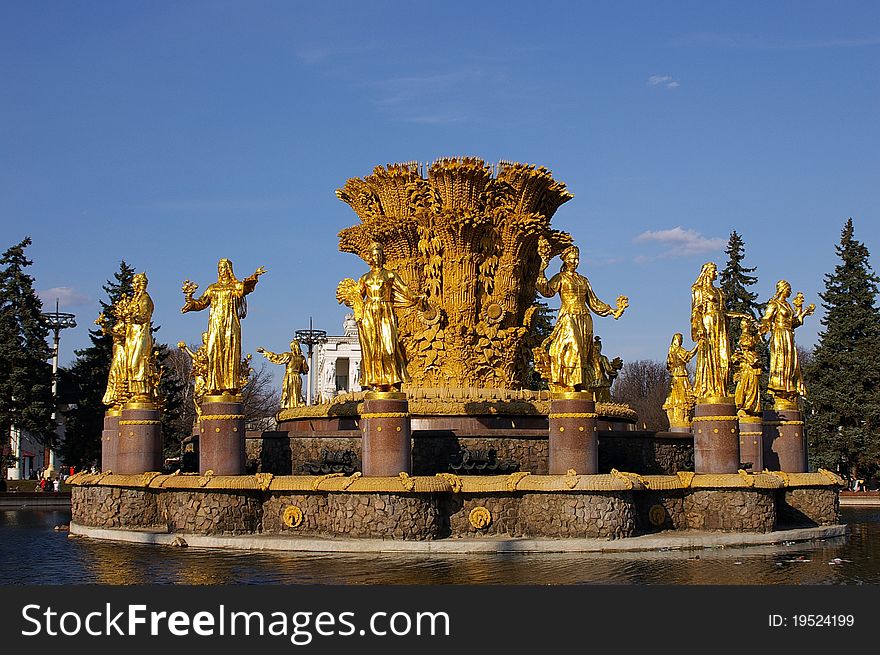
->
[69,522,848,554]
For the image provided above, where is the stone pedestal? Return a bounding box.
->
[101,410,120,473]
[548,392,598,475]
[360,392,411,476]
[763,407,807,472]
[692,398,740,474]
[116,402,163,474]
[200,395,246,475]
[738,415,763,473]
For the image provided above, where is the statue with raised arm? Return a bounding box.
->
[337,242,427,392]
[759,280,815,408]
[257,340,309,409]
[690,262,750,400]
[96,303,129,408]
[662,332,698,427]
[534,240,628,393]
[180,259,265,397]
[119,272,158,403]
[732,319,763,417]
[178,333,208,420]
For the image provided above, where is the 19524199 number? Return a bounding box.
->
[769,614,855,628]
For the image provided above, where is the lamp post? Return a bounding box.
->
[40,300,76,472]
[295,317,327,406]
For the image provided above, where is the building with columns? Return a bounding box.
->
[313,314,362,403]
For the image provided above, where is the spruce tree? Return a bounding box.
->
[60,261,135,468]
[805,219,880,479]
[719,231,769,396]
[0,238,55,479]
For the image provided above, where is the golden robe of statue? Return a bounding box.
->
[337,243,426,392]
[759,280,814,408]
[96,309,128,408]
[690,262,748,400]
[535,245,627,393]
[181,259,265,396]
[732,319,762,417]
[662,332,697,426]
[122,273,156,401]
[258,340,309,409]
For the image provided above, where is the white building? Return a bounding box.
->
[6,426,46,480]
[313,314,362,403]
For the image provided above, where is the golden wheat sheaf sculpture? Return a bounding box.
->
[337,157,574,390]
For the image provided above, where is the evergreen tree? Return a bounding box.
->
[719,231,769,396]
[60,261,135,468]
[526,300,556,390]
[155,342,187,462]
[805,219,880,479]
[0,238,55,479]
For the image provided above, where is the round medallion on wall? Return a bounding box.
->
[283,505,304,528]
[468,506,492,529]
[648,504,667,527]
[485,302,505,325]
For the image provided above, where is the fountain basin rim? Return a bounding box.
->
[68,522,848,554]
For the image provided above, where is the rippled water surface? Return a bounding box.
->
[2,508,879,584]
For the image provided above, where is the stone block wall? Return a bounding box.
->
[71,486,159,529]
[247,431,693,477]
[634,490,687,532]
[157,491,263,535]
[598,433,693,475]
[71,482,833,540]
[684,489,776,532]
[443,492,636,539]
[777,488,840,526]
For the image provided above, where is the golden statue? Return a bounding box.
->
[732,319,762,417]
[178,333,208,420]
[337,242,427,392]
[120,272,158,403]
[759,280,815,408]
[593,336,623,403]
[690,262,749,400]
[662,332,697,426]
[96,306,128,408]
[258,341,309,409]
[180,259,265,397]
[534,243,628,393]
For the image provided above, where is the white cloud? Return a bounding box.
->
[647,74,680,89]
[634,226,724,258]
[38,287,91,309]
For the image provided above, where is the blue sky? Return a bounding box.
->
[2,1,878,380]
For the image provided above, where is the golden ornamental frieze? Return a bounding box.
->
[277,388,637,423]
[336,158,575,390]
[65,470,844,492]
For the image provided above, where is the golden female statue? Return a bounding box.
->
[732,319,762,416]
[337,242,426,392]
[181,259,265,396]
[96,306,128,408]
[759,280,815,408]
[121,273,157,402]
[690,262,749,400]
[662,332,697,426]
[257,340,309,409]
[535,244,628,393]
[593,336,623,403]
[178,333,208,420]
